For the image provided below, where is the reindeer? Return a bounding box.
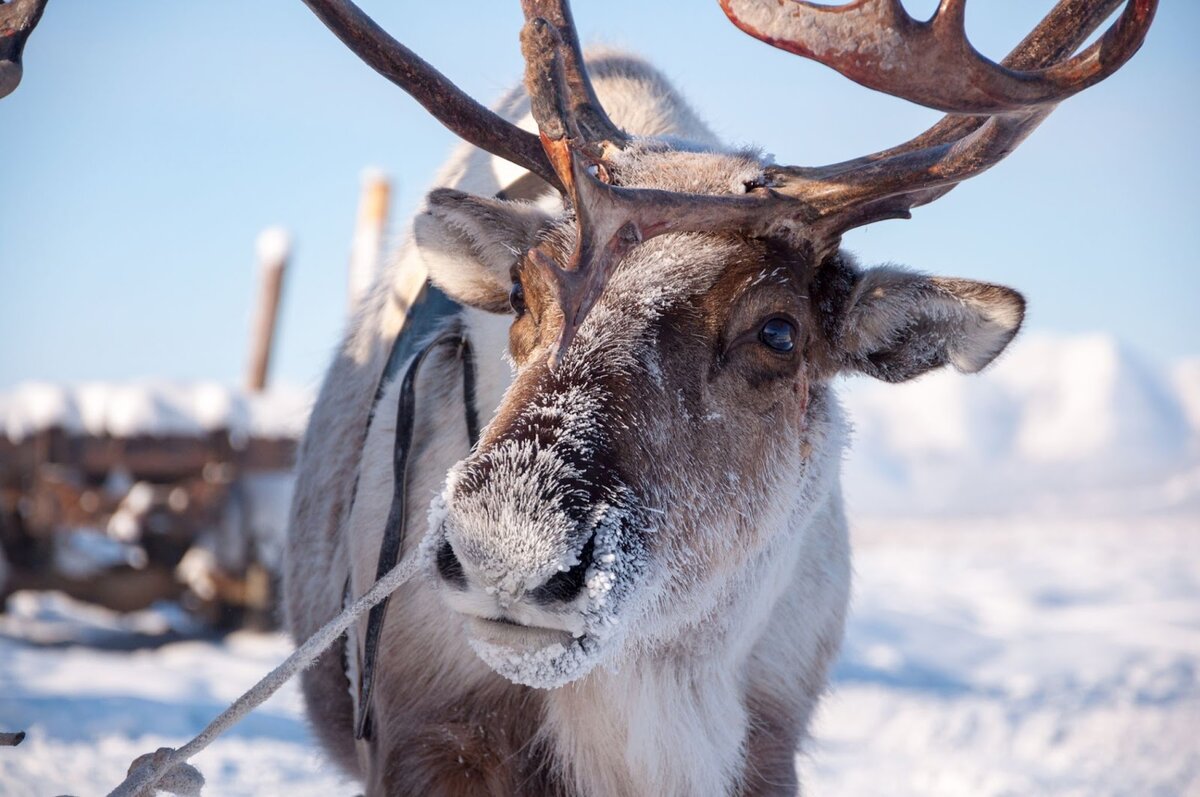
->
[284,1,1155,794]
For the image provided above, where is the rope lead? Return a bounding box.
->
[104,552,424,797]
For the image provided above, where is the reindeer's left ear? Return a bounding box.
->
[835,265,1025,383]
[414,188,552,314]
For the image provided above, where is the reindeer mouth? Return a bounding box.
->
[465,615,576,650]
[423,485,651,688]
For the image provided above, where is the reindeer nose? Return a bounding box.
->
[528,533,594,605]
[435,534,595,605]
[435,539,467,589]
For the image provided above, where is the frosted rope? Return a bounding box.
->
[106,552,424,797]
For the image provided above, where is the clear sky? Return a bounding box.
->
[1,1,1196,391]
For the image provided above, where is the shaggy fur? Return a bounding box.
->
[284,51,1024,796]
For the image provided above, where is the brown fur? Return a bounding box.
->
[369,686,569,797]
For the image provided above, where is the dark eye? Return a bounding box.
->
[758,317,796,353]
[509,280,526,316]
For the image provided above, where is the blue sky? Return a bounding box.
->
[1,1,1196,391]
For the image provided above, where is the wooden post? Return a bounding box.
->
[347,168,391,313]
[245,227,291,393]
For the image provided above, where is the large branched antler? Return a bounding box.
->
[518,0,1153,360]
[301,0,1157,364]
[726,0,1157,237]
[0,0,50,99]
[720,0,1152,115]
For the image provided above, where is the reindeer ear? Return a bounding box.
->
[413,188,552,314]
[836,265,1025,383]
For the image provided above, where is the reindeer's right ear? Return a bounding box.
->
[824,262,1025,383]
[414,188,552,314]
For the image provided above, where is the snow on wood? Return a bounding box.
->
[0,382,312,442]
[246,228,292,393]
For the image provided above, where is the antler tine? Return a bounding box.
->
[520,0,627,148]
[817,0,1138,176]
[721,0,1154,116]
[0,0,50,100]
[517,1,807,363]
[300,0,561,191]
[517,0,644,363]
[753,0,1157,236]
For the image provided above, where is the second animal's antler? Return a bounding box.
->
[301,0,1157,361]
[0,0,51,99]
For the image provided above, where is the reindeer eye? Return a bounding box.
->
[509,280,526,316]
[758,317,796,353]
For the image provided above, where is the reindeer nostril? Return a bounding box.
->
[436,540,467,589]
[530,533,596,605]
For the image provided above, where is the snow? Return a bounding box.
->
[2,333,1198,794]
[0,381,312,441]
[842,333,1200,516]
[2,515,1195,796]
[1172,357,1200,434]
[255,227,292,267]
[0,595,350,797]
[0,382,83,438]
[802,516,1200,797]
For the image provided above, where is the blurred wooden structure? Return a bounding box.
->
[347,168,391,311]
[0,425,297,627]
[0,225,306,629]
[1,174,395,630]
[245,228,291,393]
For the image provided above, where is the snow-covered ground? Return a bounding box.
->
[807,516,1200,797]
[2,334,1198,795]
[0,600,347,796]
[2,515,1196,796]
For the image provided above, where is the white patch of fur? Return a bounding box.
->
[540,403,850,796]
[545,661,749,797]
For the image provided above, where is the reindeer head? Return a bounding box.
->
[304,0,1155,687]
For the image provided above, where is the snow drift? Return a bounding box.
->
[841,333,1200,517]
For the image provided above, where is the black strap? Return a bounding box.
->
[354,329,480,741]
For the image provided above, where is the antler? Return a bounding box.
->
[518,1,818,361]
[722,0,1157,236]
[302,0,1156,364]
[300,0,561,191]
[0,0,50,99]
[513,0,1157,362]
[720,0,1152,115]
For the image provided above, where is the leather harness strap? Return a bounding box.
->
[344,170,545,743]
[348,294,481,741]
